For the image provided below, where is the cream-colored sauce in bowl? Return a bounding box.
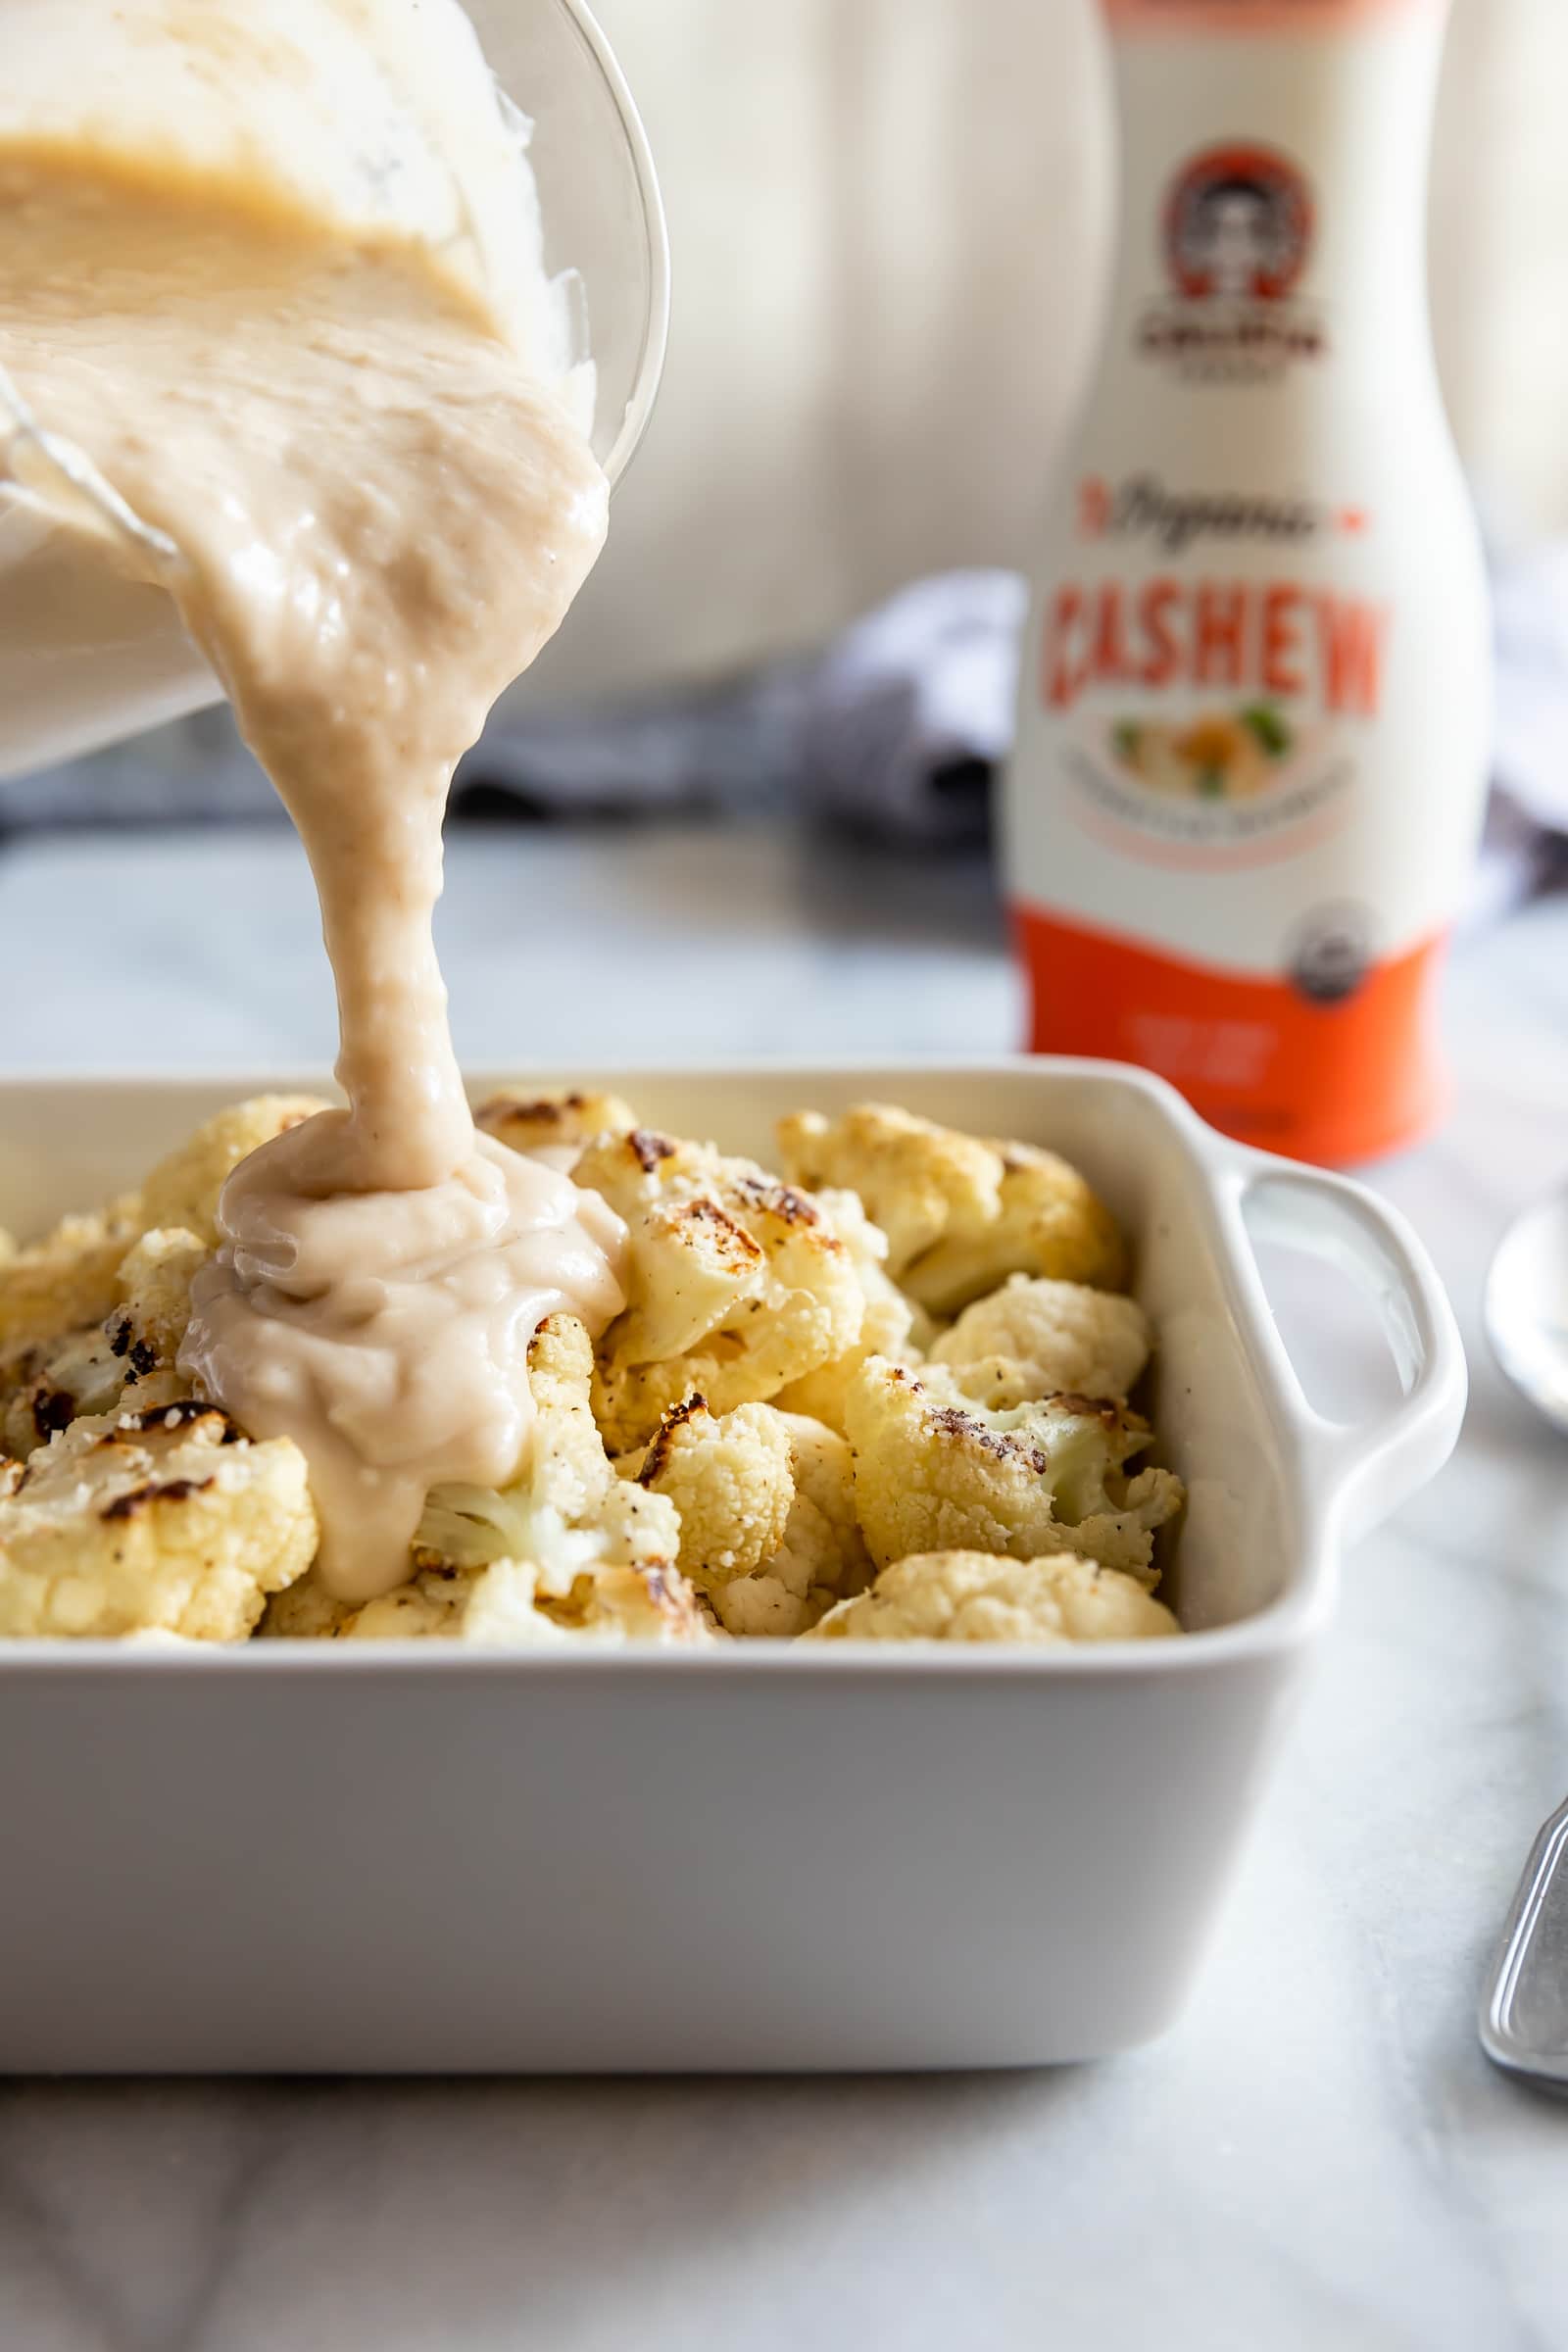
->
[0,83,626,1596]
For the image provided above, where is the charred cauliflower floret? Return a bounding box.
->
[807,1550,1180,1645]
[574,1130,864,1453]
[0,1321,125,1461]
[473,1087,638,1164]
[843,1358,1184,1585]
[630,1396,795,1583]
[0,1200,142,1354]
[778,1104,1124,1313]
[773,1188,931,1434]
[139,1094,331,1245]
[0,1226,210,1462]
[0,1399,317,1641]
[931,1276,1151,1406]
[107,1228,208,1385]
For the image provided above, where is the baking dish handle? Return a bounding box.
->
[1220,1151,1467,1543]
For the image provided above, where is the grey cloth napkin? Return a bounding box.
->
[0,570,1020,844]
[3,554,1564,920]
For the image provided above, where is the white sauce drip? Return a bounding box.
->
[0,138,623,1600]
[187,1135,625,1603]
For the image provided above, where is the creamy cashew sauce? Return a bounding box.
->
[0,152,627,1601]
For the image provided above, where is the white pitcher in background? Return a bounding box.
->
[1005,0,1490,1165]
[0,0,666,780]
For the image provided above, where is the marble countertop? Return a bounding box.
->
[1,818,1566,2352]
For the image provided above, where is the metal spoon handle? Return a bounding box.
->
[1481,1798,1568,2089]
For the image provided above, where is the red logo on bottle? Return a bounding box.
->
[1164,144,1313,304]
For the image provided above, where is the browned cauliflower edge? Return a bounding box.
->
[778,1103,1125,1312]
[627,1395,870,1637]
[843,1357,1184,1586]
[0,1225,209,1460]
[473,1086,638,1161]
[0,1400,317,1640]
[574,1130,863,1451]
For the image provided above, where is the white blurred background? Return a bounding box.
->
[525,0,1568,705]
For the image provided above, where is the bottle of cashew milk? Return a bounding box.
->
[1004,0,1489,1163]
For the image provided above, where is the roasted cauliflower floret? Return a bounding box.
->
[574,1130,863,1452]
[543,1559,712,1645]
[715,1412,871,1637]
[631,1396,795,1583]
[363,1580,480,1639]
[931,1276,1151,1405]
[139,1095,331,1245]
[414,1315,680,1596]
[262,1568,360,1640]
[265,1554,710,1646]
[778,1104,1124,1313]
[108,1227,208,1384]
[807,1550,1180,1645]
[843,1357,1184,1585]
[0,1399,317,1641]
[473,1087,638,1164]
[268,1301,713,1642]
[0,1094,305,1361]
[778,1105,1000,1273]
[523,1312,681,1571]
[623,1398,869,1638]
[294,1566,477,1642]
[0,1225,210,1461]
[0,1201,142,1354]
[773,1189,930,1433]
[908,1140,1127,1315]
[0,1322,125,1461]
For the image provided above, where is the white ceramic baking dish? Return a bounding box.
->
[0,1063,1464,2074]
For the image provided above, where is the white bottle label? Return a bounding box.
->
[1005,0,1490,1160]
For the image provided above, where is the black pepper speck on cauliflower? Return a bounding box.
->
[0,1400,317,1640]
[778,1103,1125,1313]
[843,1357,1183,1585]
[574,1130,864,1452]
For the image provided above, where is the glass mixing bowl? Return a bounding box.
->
[474,0,669,488]
[0,0,669,776]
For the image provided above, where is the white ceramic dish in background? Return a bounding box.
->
[0,1063,1464,2075]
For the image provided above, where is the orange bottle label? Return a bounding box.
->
[1013,904,1449,1165]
